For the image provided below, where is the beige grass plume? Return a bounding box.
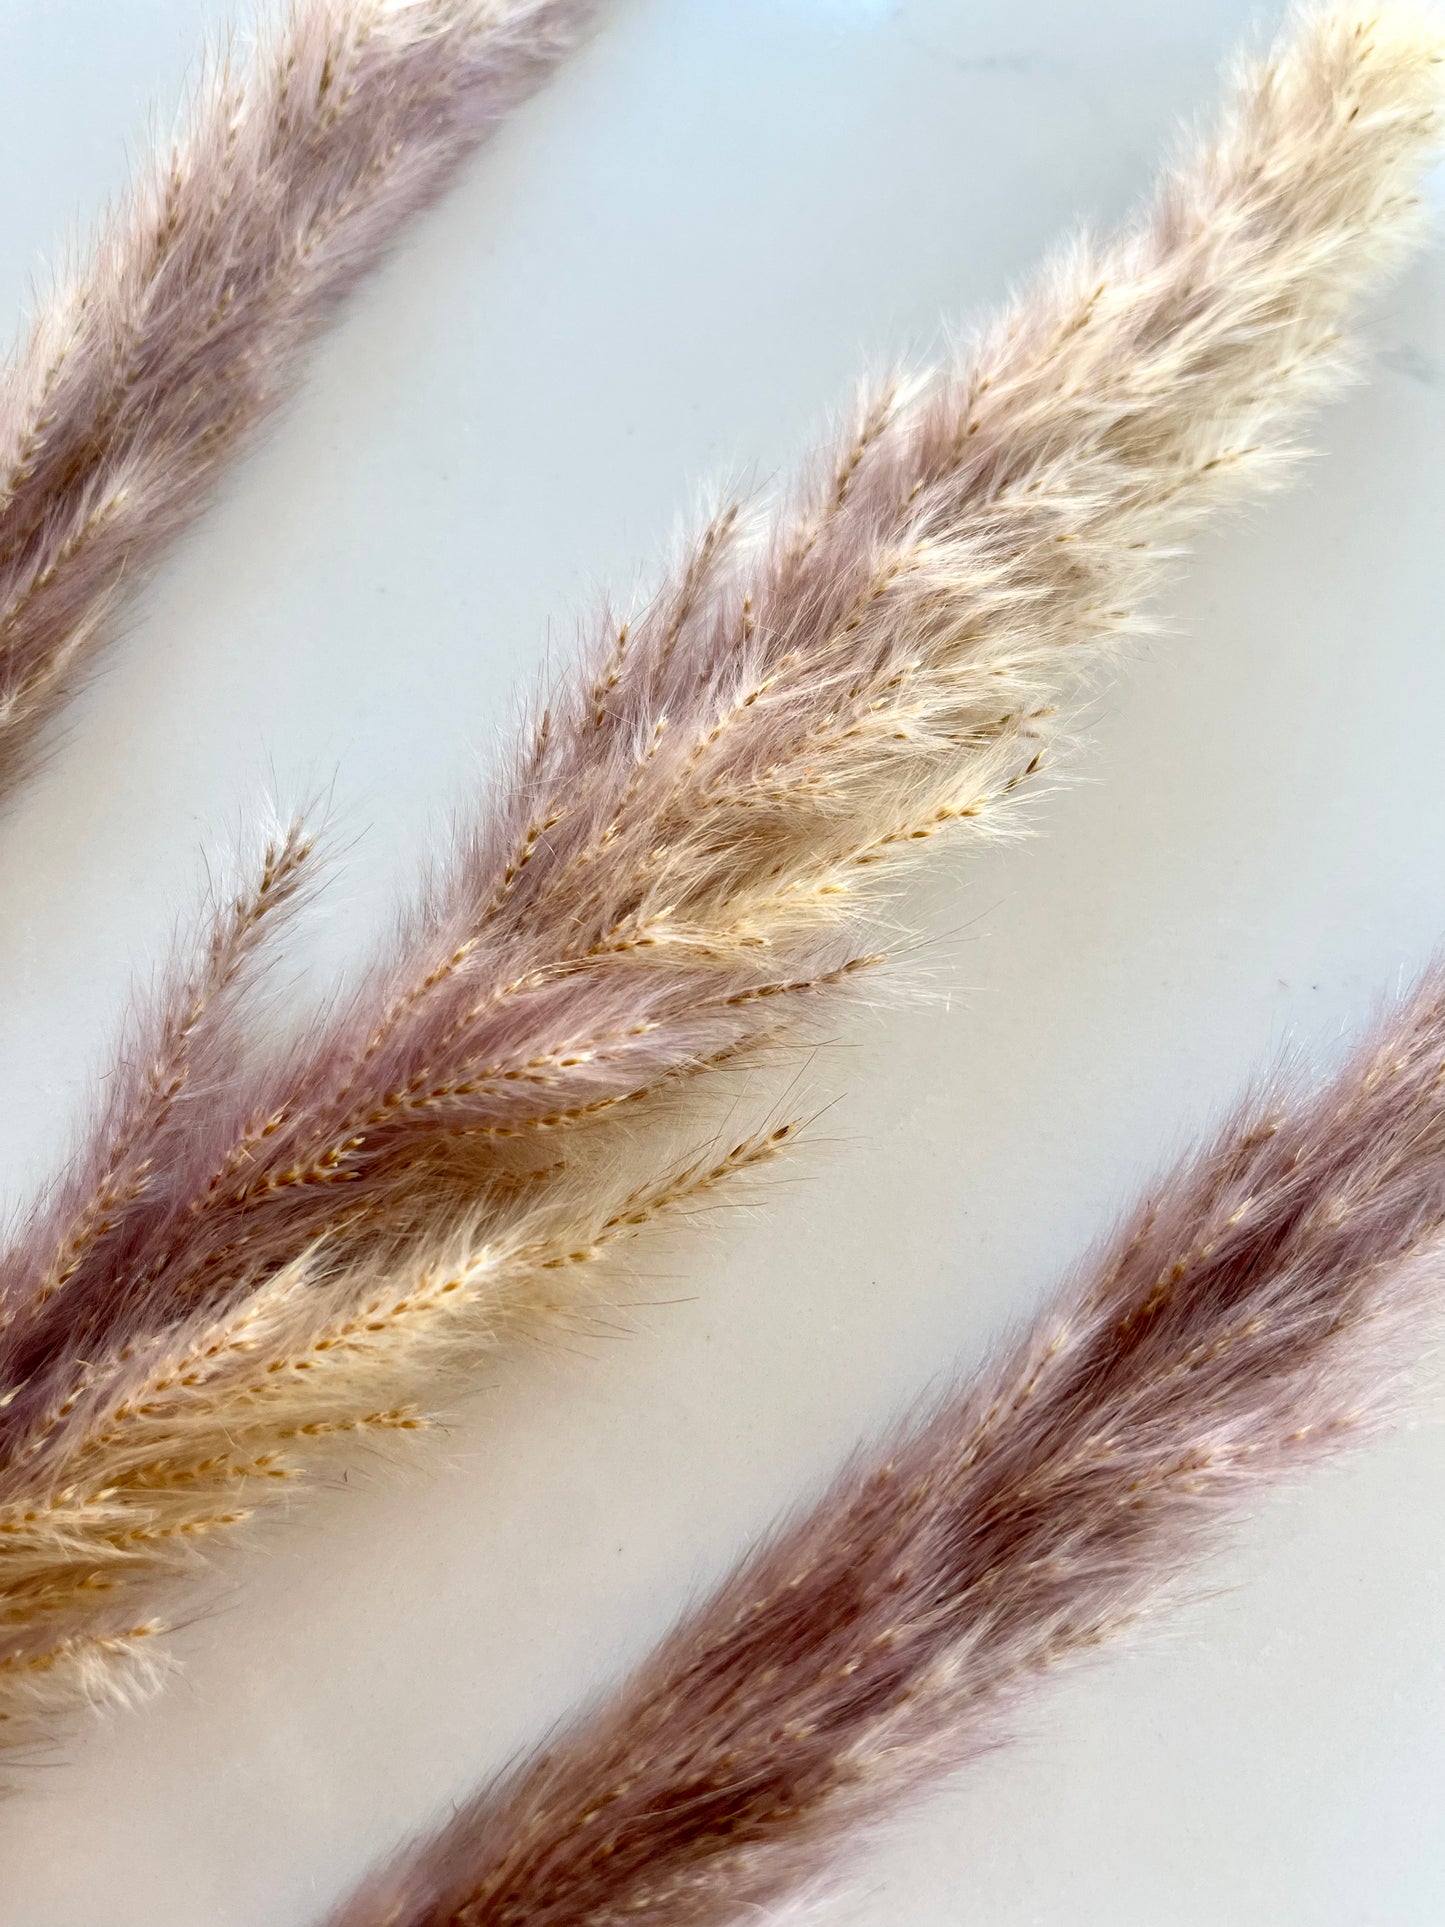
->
[0,0,594,794]
[325,961,1445,1927]
[0,4,1439,1753]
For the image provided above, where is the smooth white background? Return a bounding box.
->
[0,1,1440,1921]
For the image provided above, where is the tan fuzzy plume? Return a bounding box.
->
[0,0,595,793]
[0,4,1439,1752]
[0,1118,797,1757]
[325,963,1445,1927]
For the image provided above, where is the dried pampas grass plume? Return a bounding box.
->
[327,963,1445,1927]
[0,0,595,792]
[0,4,1440,1750]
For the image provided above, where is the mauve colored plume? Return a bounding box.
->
[0,4,1439,1752]
[0,0,594,793]
[326,963,1445,1927]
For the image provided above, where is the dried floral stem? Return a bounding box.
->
[0,1122,793,1755]
[0,0,595,791]
[0,818,317,1336]
[327,963,1445,1927]
[0,3,1438,1750]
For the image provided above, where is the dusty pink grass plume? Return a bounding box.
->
[0,0,594,792]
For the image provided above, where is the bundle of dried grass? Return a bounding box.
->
[0,0,593,793]
[0,4,1438,1752]
[327,962,1445,1927]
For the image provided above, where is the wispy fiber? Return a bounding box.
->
[0,5,1439,1749]
[327,962,1445,1927]
[0,0,594,793]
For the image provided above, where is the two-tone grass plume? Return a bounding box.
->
[325,962,1445,1927]
[0,5,1440,1750]
[0,0,594,793]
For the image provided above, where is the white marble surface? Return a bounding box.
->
[0,1,1441,1921]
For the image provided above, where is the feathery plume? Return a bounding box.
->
[0,1116,797,1757]
[0,0,595,792]
[0,4,1439,1748]
[326,962,1445,1927]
